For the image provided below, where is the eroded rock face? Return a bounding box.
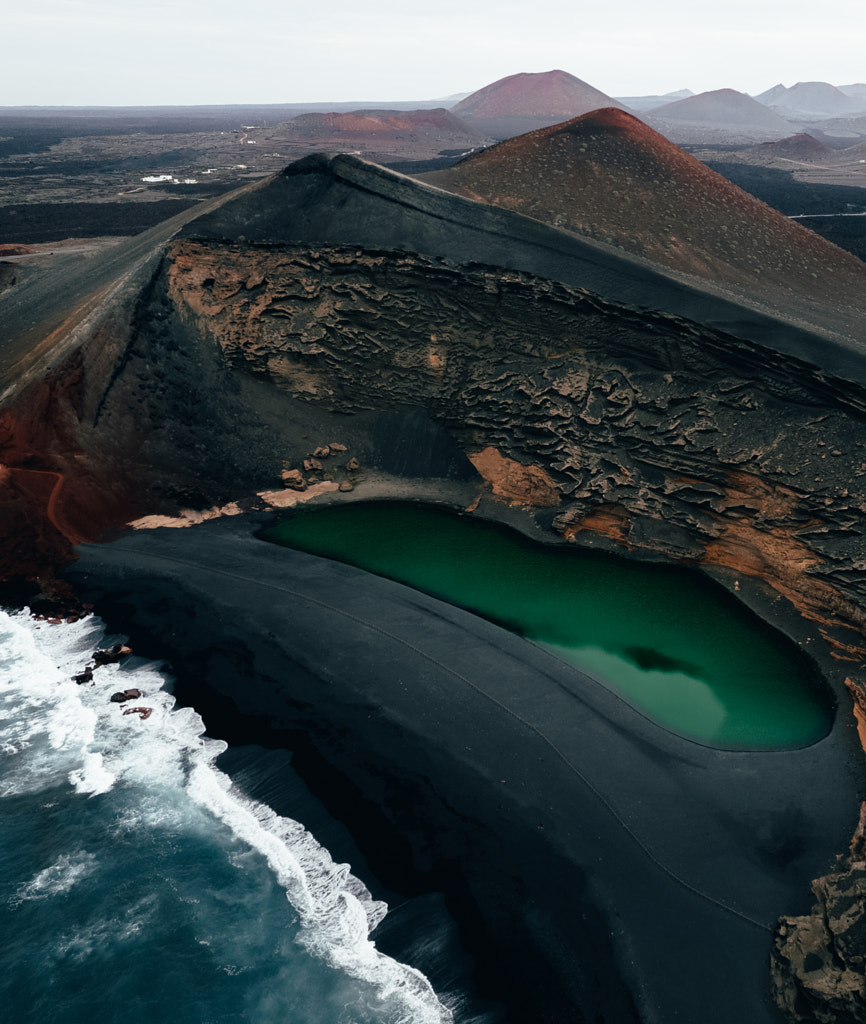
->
[469,446,560,507]
[6,230,866,669]
[163,237,866,661]
[772,803,866,1022]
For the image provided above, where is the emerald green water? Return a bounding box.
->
[261,502,833,749]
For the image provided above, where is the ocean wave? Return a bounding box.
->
[1,608,452,1024]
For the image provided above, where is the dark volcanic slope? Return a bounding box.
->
[420,108,866,323]
[450,69,625,138]
[182,152,866,352]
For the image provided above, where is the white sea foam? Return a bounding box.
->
[1,608,453,1024]
[15,851,98,903]
[0,612,111,796]
[188,762,452,1021]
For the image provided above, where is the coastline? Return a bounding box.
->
[63,510,866,1024]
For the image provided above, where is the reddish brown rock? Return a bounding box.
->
[469,447,560,508]
[280,468,306,490]
[122,706,152,720]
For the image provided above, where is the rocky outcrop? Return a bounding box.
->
[469,446,560,507]
[772,803,866,1022]
[110,688,142,703]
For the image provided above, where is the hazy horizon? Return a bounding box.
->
[3,0,865,108]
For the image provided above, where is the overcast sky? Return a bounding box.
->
[3,0,864,107]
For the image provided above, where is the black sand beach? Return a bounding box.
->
[65,512,866,1024]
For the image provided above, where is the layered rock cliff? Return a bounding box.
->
[160,235,866,661]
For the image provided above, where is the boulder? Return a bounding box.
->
[109,688,142,703]
[122,706,153,720]
[280,468,306,491]
[92,643,132,665]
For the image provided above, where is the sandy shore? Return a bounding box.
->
[65,512,865,1023]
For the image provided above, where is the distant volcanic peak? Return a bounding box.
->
[756,81,864,115]
[452,69,624,120]
[292,107,471,133]
[650,88,792,129]
[661,88,753,109]
[755,83,787,103]
[790,81,852,96]
[760,132,832,158]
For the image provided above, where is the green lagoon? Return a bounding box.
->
[261,501,833,749]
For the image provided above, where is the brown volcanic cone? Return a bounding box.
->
[756,132,833,162]
[419,107,866,311]
[710,133,836,169]
[275,107,489,159]
[450,69,625,138]
[285,107,484,140]
[453,69,624,119]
